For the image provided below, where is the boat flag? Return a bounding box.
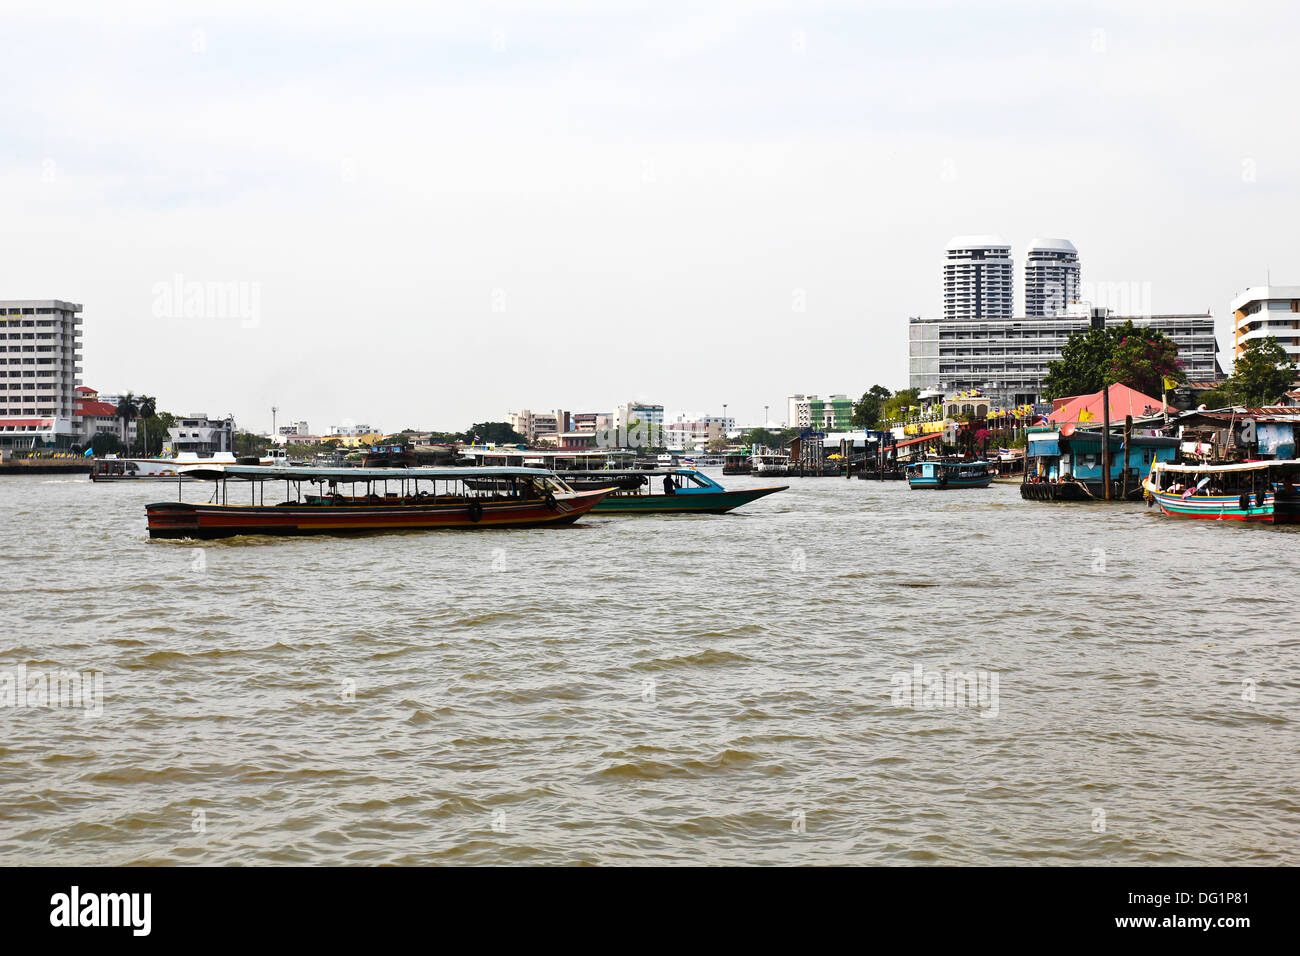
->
[1162,376,1179,391]
[1079,409,1096,422]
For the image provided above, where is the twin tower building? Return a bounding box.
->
[943,235,1079,320]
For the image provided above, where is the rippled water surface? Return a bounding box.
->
[1,472,1296,865]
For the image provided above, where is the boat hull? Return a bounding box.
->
[1146,488,1299,523]
[146,490,607,539]
[1020,480,1143,502]
[908,476,992,489]
[592,486,787,515]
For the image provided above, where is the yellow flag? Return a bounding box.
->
[1162,376,1179,391]
[1079,409,1096,422]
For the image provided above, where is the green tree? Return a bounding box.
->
[1109,328,1184,397]
[1042,327,1113,399]
[135,395,157,454]
[744,426,796,449]
[1225,336,1296,406]
[234,431,271,457]
[139,410,175,456]
[880,388,920,424]
[114,392,138,446]
[459,422,526,444]
[851,385,893,428]
[1043,321,1184,400]
[88,431,123,455]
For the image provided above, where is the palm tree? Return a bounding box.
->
[136,395,157,455]
[115,392,138,451]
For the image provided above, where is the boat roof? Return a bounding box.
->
[178,464,558,481]
[1153,459,1300,473]
[563,468,703,477]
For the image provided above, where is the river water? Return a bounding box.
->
[0,472,1296,865]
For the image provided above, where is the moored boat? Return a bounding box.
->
[145,465,610,539]
[751,451,790,476]
[1143,460,1300,524]
[722,451,751,475]
[92,449,289,481]
[564,468,787,514]
[906,458,992,489]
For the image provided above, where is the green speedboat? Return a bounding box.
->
[564,469,787,514]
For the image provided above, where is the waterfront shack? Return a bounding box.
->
[1022,425,1178,501]
[1167,408,1300,462]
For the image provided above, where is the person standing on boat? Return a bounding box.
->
[663,474,676,495]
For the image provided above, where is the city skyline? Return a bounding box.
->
[4,1,1296,431]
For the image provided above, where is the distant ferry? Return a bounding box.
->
[722,451,751,475]
[91,449,287,480]
[1144,460,1300,524]
[906,459,992,489]
[751,452,790,476]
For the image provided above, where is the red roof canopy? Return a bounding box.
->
[894,431,945,449]
[1047,383,1167,425]
[75,400,119,417]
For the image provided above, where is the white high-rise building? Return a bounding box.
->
[943,236,1013,321]
[1024,238,1080,317]
[0,299,83,447]
[615,402,664,428]
[1230,286,1300,367]
[0,299,83,418]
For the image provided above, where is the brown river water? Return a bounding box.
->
[0,472,1296,864]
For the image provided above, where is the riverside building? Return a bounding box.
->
[943,236,1014,320]
[908,305,1222,406]
[0,299,83,448]
[787,394,854,431]
[1230,285,1300,364]
[1024,239,1081,318]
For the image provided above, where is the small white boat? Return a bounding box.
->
[91,448,288,480]
[751,451,790,476]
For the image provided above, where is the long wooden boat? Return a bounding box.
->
[145,465,610,539]
[1143,460,1300,524]
[561,468,786,514]
[906,459,992,489]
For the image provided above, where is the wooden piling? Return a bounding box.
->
[1121,415,1133,500]
[1101,386,1112,501]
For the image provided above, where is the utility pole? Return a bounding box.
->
[1101,386,1112,501]
[271,405,278,438]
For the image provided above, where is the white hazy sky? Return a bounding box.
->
[3,0,1297,432]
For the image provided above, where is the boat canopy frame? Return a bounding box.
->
[1151,460,1300,474]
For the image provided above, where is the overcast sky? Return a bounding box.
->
[4,0,1297,432]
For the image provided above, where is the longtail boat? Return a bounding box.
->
[1143,460,1300,524]
[906,458,992,489]
[145,465,610,539]
[561,468,786,514]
